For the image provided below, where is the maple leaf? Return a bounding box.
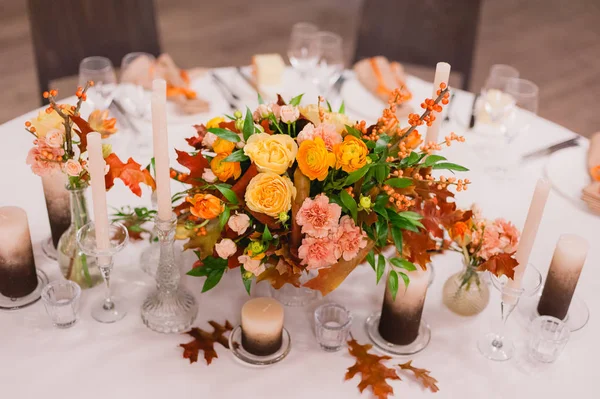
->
[402,230,436,268]
[175,149,210,185]
[218,120,239,133]
[104,154,156,197]
[70,114,93,153]
[416,198,472,239]
[345,337,400,399]
[257,248,302,288]
[179,320,233,365]
[397,360,439,393]
[186,124,208,149]
[477,252,518,279]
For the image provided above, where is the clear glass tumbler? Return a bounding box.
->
[41,280,81,328]
[528,316,570,363]
[314,303,352,352]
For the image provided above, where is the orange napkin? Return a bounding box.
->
[582,133,600,213]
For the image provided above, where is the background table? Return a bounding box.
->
[1,68,598,399]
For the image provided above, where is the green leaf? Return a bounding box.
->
[401,151,420,167]
[384,177,413,188]
[387,209,420,232]
[376,254,386,284]
[263,225,273,242]
[207,128,240,142]
[344,124,362,138]
[373,164,390,184]
[339,190,358,222]
[289,93,304,106]
[373,203,389,220]
[375,218,388,247]
[328,194,344,209]
[326,100,333,112]
[257,92,264,105]
[223,150,249,163]
[338,101,345,114]
[186,256,228,292]
[389,257,417,271]
[366,250,376,271]
[242,107,254,141]
[344,165,370,186]
[399,271,410,289]
[374,135,391,153]
[432,162,469,172]
[224,113,236,120]
[219,206,230,230]
[397,211,423,221]
[241,266,252,295]
[214,184,239,204]
[422,154,446,167]
[388,270,399,301]
[391,227,403,252]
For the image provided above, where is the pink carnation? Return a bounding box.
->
[496,219,520,253]
[296,194,342,238]
[298,236,339,270]
[297,123,342,151]
[26,144,63,176]
[333,216,367,261]
[478,218,520,260]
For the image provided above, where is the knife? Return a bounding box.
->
[211,72,240,101]
[443,92,456,122]
[468,93,479,128]
[235,67,265,100]
[521,137,580,161]
[110,99,141,135]
[210,73,237,112]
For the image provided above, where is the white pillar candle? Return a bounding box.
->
[0,206,38,298]
[151,79,172,221]
[537,234,589,319]
[424,62,451,144]
[241,297,284,356]
[87,132,110,252]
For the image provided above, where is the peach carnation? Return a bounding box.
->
[26,145,63,176]
[298,236,339,270]
[296,194,341,238]
[333,216,367,261]
[297,123,342,151]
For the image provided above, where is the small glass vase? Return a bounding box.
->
[442,261,490,316]
[271,270,318,307]
[57,186,102,289]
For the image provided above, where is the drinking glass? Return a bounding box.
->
[504,78,539,140]
[312,31,344,96]
[120,52,155,117]
[314,303,352,352]
[79,57,117,110]
[528,316,570,363]
[41,280,81,328]
[287,22,320,80]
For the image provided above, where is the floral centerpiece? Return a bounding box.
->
[167,84,473,299]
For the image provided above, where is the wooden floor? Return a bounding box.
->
[1,0,599,136]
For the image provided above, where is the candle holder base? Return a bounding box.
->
[0,269,48,311]
[229,325,291,366]
[141,287,198,333]
[41,237,58,261]
[365,312,431,356]
[477,332,514,361]
[519,293,590,332]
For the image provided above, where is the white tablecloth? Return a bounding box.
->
[1,68,598,399]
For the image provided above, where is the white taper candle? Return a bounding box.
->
[87,132,110,252]
[425,62,451,144]
[151,79,172,221]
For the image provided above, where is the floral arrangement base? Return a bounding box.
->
[229,325,291,366]
[271,284,318,307]
[365,312,431,356]
[0,269,48,310]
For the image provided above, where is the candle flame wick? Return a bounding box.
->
[261,304,272,313]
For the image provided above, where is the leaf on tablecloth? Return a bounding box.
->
[179,320,234,365]
[345,337,400,399]
[397,360,439,393]
[104,154,156,196]
[477,252,518,279]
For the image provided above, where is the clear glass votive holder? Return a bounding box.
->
[314,303,352,352]
[528,316,570,363]
[41,280,81,328]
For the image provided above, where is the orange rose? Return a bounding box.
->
[187,193,224,219]
[296,137,335,181]
[333,135,369,173]
[212,138,236,154]
[450,221,471,246]
[210,153,242,182]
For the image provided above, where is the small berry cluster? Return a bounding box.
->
[170,169,189,181]
[444,132,466,146]
[382,185,415,211]
[425,176,471,192]
[420,141,442,154]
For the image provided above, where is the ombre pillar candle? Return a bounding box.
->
[0,207,38,298]
[378,267,431,345]
[241,297,284,356]
[537,234,589,320]
[41,171,70,248]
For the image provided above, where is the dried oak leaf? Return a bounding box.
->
[104,154,156,197]
[417,198,472,239]
[397,360,439,393]
[477,252,518,279]
[345,337,400,399]
[180,320,234,365]
[174,149,210,185]
[402,230,436,268]
[257,247,302,288]
[187,124,208,149]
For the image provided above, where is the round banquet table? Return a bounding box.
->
[1,67,598,399]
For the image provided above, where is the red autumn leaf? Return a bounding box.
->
[260,119,274,134]
[477,252,518,279]
[402,230,436,268]
[345,337,400,399]
[186,124,208,149]
[175,149,210,185]
[231,163,258,202]
[218,120,239,133]
[70,114,93,153]
[276,94,287,106]
[104,153,156,197]
[179,320,234,365]
[417,198,472,239]
[397,360,440,393]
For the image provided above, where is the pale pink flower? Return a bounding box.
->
[253,104,272,121]
[279,105,300,123]
[333,216,367,261]
[496,219,520,253]
[202,132,218,148]
[478,218,520,260]
[296,194,342,238]
[269,103,281,121]
[215,238,237,259]
[26,145,62,176]
[296,123,316,144]
[64,159,83,177]
[228,213,251,235]
[202,168,217,183]
[238,254,265,276]
[296,123,342,151]
[45,128,64,148]
[298,236,339,270]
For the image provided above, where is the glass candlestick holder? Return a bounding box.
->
[477,263,542,361]
[141,214,198,333]
[76,222,129,323]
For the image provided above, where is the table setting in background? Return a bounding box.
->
[1,20,599,399]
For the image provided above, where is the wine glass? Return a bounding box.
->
[79,56,117,110]
[120,52,155,118]
[504,78,539,141]
[312,31,344,96]
[480,65,520,127]
[287,22,320,80]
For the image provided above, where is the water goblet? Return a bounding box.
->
[312,31,344,96]
[79,56,117,110]
[287,22,320,81]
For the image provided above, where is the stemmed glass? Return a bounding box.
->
[312,31,344,96]
[120,52,155,118]
[504,78,539,141]
[480,65,520,128]
[287,22,320,81]
[478,263,542,361]
[77,221,129,323]
[79,56,117,110]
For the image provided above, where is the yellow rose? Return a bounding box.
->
[296,137,335,181]
[245,172,296,217]
[210,153,242,182]
[213,138,236,154]
[333,135,369,173]
[299,104,351,134]
[29,109,64,138]
[206,116,225,129]
[243,133,298,175]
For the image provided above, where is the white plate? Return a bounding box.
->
[544,143,597,215]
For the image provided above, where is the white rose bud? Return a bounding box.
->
[279,105,300,124]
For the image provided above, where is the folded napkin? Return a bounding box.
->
[354,56,412,116]
[582,132,600,213]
